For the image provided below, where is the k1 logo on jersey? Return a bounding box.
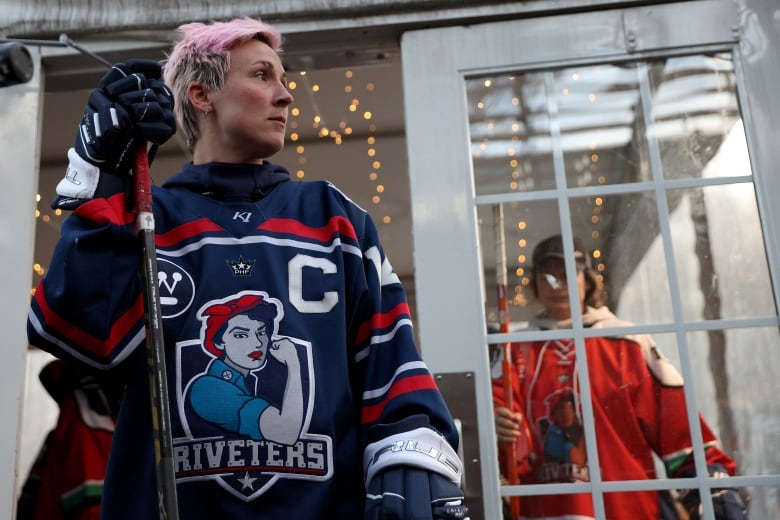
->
[173,290,333,501]
[157,258,196,319]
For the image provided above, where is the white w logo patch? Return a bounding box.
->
[156,258,196,319]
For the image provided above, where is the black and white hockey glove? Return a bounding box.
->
[53,59,175,210]
[364,415,469,520]
[678,464,748,520]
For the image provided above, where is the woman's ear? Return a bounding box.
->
[188,82,212,114]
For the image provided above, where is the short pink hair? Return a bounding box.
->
[162,17,283,150]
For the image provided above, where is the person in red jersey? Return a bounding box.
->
[492,234,747,519]
[17,359,121,520]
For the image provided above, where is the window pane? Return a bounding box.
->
[568,192,674,324]
[668,184,776,321]
[468,72,554,194]
[555,65,644,188]
[467,64,649,195]
[647,55,743,181]
[591,333,698,484]
[735,486,779,520]
[489,337,593,513]
[687,328,780,476]
[686,327,780,518]
[480,200,561,327]
[605,490,690,518]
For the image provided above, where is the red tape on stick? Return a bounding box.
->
[493,204,520,519]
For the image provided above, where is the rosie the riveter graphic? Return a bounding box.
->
[175,291,329,500]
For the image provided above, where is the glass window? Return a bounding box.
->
[686,327,780,517]
[476,52,776,518]
[669,184,775,321]
[647,55,744,181]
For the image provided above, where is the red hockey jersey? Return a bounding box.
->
[17,359,118,520]
[492,306,736,519]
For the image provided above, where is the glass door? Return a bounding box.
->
[402,1,780,518]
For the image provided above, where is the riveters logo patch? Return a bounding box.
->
[173,290,333,501]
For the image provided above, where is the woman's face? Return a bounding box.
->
[217,314,270,372]
[553,398,577,427]
[535,257,586,321]
[206,38,294,162]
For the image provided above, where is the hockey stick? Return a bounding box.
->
[10,35,181,517]
[134,145,180,520]
[492,204,520,519]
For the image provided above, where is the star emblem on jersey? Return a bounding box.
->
[237,472,258,491]
[227,255,256,276]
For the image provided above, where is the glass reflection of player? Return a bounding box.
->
[187,293,304,445]
[543,392,586,466]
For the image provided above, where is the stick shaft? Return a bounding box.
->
[135,145,180,520]
[493,204,520,518]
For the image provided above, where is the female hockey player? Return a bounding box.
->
[29,17,467,520]
[492,234,747,519]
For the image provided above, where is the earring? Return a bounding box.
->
[203,108,210,116]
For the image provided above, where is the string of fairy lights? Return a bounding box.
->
[31,66,392,294]
[287,68,390,223]
[469,71,609,311]
[31,196,63,294]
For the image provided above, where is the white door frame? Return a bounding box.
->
[401,0,780,517]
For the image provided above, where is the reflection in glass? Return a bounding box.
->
[688,327,780,475]
[479,200,560,326]
[475,51,777,519]
[468,73,554,193]
[467,54,743,196]
[668,183,776,322]
[567,193,675,324]
[555,65,642,189]
[686,327,780,518]
[486,322,723,518]
[606,490,693,518]
[647,54,742,181]
[479,192,683,326]
[467,65,645,194]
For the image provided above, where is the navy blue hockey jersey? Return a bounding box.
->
[28,161,460,519]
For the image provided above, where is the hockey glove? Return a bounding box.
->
[678,464,748,520]
[53,59,175,210]
[363,415,469,520]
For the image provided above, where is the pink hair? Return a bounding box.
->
[162,17,284,149]
[164,17,282,82]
